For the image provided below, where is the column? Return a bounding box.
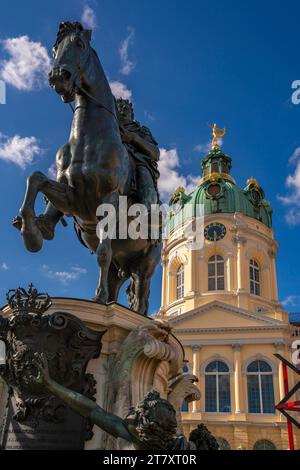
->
[233,236,247,308]
[268,248,278,302]
[226,255,231,291]
[232,344,242,414]
[161,255,168,308]
[192,345,201,413]
[186,248,196,296]
[236,243,242,291]
[198,254,205,295]
[274,342,286,401]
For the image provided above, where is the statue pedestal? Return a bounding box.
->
[0,298,199,450]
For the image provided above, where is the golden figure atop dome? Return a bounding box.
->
[210,123,226,149]
[246,177,260,189]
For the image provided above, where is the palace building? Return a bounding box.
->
[157,127,300,450]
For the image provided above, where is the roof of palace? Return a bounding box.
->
[167,147,273,231]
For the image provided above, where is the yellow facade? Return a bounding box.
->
[158,210,300,450]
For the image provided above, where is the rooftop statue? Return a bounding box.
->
[32,352,219,451]
[210,123,226,150]
[13,22,162,316]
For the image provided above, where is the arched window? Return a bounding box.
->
[208,255,225,291]
[250,259,260,296]
[205,360,231,413]
[247,360,275,414]
[176,265,184,300]
[216,437,231,450]
[253,439,276,450]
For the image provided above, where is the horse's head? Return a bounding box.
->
[49,22,92,102]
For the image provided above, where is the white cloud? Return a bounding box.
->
[281,295,300,307]
[0,35,51,91]
[119,27,135,76]
[0,132,42,169]
[42,264,87,285]
[194,139,222,155]
[185,175,200,194]
[281,207,300,226]
[1,262,8,270]
[81,5,97,30]
[71,266,87,274]
[158,148,198,201]
[278,147,300,225]
[109,80,132,100]
[144,110,155,122]
[48,162,57,179]
[289,147,300,164]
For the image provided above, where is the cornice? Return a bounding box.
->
[174,325,288,334]
[168,300,287,328]
[181,419,286,428]
[164,213,276,252]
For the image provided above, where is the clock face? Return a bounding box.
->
[204,223,226,242]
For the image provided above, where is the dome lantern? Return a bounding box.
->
[168,125,273,230]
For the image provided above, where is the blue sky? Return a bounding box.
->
[1,0,300,313]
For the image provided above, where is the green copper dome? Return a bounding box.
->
[168,148,273,231]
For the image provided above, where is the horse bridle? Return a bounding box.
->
[64,44,119,123]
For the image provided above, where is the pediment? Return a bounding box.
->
[168,301,287,331]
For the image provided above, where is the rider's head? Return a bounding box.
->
[125,390,177,449]
[116,98,134,124]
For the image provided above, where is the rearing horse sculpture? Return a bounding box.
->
[13,22,161,316]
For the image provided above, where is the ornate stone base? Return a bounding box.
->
[0,298,200,450]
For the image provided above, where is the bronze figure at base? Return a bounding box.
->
[32,352,219,451]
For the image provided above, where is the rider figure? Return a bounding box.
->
[117,98,160,210]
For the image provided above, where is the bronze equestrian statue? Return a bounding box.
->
[13,22,162,316]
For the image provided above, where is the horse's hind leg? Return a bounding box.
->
[107,263,126,303]
[128,243,161,315]
[18,171,74,252]
[127,273,150,315]
[94,191,119,304]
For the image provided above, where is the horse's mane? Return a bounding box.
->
[53,21,100,63]
[53,22,88,50]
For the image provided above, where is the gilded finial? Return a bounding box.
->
[246,177,259,189]
[210,123,226,150]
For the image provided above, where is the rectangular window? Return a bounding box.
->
[250,281,260,296]
[247,375,261,413]
[176,266,184,300]
[219,374,231,412]
[205,375,217,412]
[208,256,225,292]
[208,263,215,276]
[249,260,260,296]
[217,262,224,276]
[217,277,225,290]
[208,278,215,291]
[212,162,219,173]
[261,375,275,413]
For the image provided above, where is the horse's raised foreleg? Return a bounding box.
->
[17,171,74,252]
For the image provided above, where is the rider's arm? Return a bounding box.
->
[46,379,133,442]
[130,133,160,161]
